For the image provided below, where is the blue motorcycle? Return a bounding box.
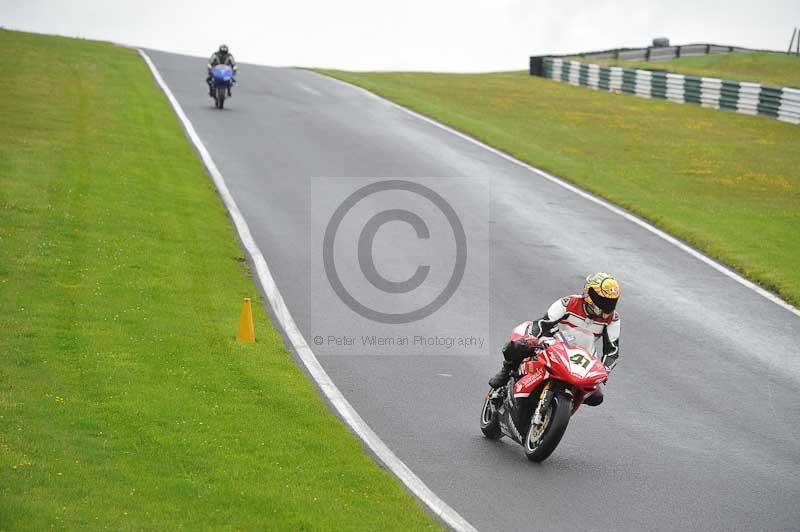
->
[210,65,234,109]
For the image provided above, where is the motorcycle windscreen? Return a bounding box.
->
[212,65,233,81]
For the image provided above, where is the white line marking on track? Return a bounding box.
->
[138,49,478,532]
[311,71,800,319]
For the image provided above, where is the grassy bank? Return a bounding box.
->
[0,29,439,531]
[580,51,800,88]
[317,69,800,306]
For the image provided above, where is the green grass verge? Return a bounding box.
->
[0,29,440,531]
[578,52,800,88]
[316,69,800,306]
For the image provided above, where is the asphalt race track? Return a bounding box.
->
[146,50,800,532]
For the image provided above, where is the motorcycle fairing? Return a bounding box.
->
[513,364,548,398]
[498,377,539,444]
[545,341,607,389]
[212,65,234,87]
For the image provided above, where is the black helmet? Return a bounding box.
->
[219,44,229,54]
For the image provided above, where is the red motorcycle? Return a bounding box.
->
[480,321,608,462]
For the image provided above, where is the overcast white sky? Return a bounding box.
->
[3,0,799,71]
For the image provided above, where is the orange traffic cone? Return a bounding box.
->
[236,297,255,343]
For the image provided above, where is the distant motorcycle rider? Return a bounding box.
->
[207,44,237,96]
[488,273,621,406]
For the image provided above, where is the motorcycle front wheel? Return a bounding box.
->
[524,392,572,462]
[479,390,502,439]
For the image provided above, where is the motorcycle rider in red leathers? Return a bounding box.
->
[488,273,621,406]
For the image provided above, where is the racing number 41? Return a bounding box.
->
[569,353,591,369]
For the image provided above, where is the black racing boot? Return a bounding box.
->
[488,360,515,389]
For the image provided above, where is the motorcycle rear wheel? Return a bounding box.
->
[524,392,571,462]
[479,391,502,439]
